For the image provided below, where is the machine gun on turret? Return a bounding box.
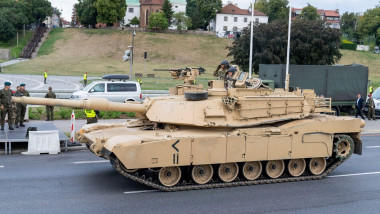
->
[153,67,205,85]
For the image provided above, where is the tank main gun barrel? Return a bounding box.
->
[12,97,146,113]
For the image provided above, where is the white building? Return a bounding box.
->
[211,3,268,37]
[44,13,60,28]
[125,0,141,27]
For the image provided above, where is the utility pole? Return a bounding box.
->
[285,0,292,91]
[129,30,136,80]
[248,0,254,78]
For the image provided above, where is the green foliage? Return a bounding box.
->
[148,12,169,30]
[172,12,191,30]
[38,28,65,56]
[20,0,53,23]
[130,16,140,26]
[299,4,319,20]
[186,0,222,30]
[363,35,377,51]
[357,7,380,44]
[340,42,357,50]
[96,0,127,25]
[59,108,72,119]
[254,0,288,22]
[162,0,174,26]
[76,0,98,28]
[227,19,342,74]
[0,16,16,42]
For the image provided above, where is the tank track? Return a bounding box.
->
[110,157,345,192]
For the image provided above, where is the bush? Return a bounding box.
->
[340,40,357,50]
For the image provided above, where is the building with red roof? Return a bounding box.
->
[291,8,340,29]
[211,3,268,37]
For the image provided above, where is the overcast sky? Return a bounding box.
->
[50,0,379,22]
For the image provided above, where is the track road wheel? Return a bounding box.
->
[191,164,213,184]
[266,160,285,179]
[334,135,354,160]
[158,167,182,187]
[218,163,239,182]
[308,158,326,175]
[287,159,306,177]
[242,161,262,181]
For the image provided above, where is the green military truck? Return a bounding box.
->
[259,64,369,116]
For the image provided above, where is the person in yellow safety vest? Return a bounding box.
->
[369,86,373,94]
[84,72,88,87]
[137,76,142,86]
[44,69,48,84]
[85,109,99,124]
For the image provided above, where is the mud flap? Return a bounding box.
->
[354,140,362,155]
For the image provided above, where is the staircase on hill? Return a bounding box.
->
[19,26,50,58]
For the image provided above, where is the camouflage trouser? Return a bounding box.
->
[46,106,54,120]
[368,107,376,120]
[1,104,13,128]
[15,104,27,125]
[87,116,98,124]
[11,104,17,125]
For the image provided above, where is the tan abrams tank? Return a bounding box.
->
[12,79,365,191]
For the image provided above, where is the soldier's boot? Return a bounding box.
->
[9,126,14,130]
[20,123,25,127]
[1,126,4,130]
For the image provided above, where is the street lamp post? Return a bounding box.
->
[130,30,136,80]
[248,0,254,78]
[285,0,292,91]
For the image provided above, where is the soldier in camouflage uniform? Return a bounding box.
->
[11,86,20,126]
[44,86,56,121]
[15,83,30,128]
[213,60,231,81]
[0,82,14,130]
[367,94,376,120]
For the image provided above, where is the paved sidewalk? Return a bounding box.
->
[0,58,29,67]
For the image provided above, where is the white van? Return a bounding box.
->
[71,80,142,103]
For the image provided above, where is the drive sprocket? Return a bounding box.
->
[333,135,354,160]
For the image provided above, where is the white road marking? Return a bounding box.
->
[0,166,4,168]
[328,171,380,178]
[72,160,109,164]
[123,190,159,194]
[50,77,80,90]
[365,146,380,149]
[0,74,44,90]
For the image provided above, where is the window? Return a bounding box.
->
[234,17,238,22]
[224,16,228,21]
[233,26,237,31]
[91,83,105,92]
[156,9,160,13]
[223,26,227,31]
[145,10,149,25]
[107,83,137,92]
[129,8,134,13]
[175,5,178,8]
[255,18,259,23]
[244,17,247,22]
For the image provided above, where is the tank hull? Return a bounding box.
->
[77,114,363,190]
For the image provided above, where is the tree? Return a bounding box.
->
[96,0,127,25]
[340,12,359,42]
[357,7,380,44]
[76,0,98,28]
[299,4,319,20]
[186,0,222,30]
[148,12,169,30]
[227,19,342,74]
[254,0,288,22]
[0,13,17,42]
[162,0,174,26]
[72,3,80,26]
[172,12,191,30]
[130,16,140,27]
[21,0,53,23]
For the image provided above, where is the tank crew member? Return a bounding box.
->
[84,72,88,87]
[14,83,30,128]
[355,94,365,120]
[367,94,376,120]
[213,60,231,81]
[44,69,48,84]
[85,109,100,124]
[45,86,56,121]
[226,66,238,88]
[0,82,14,130]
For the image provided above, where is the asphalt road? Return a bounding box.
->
[1,136,380,214]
